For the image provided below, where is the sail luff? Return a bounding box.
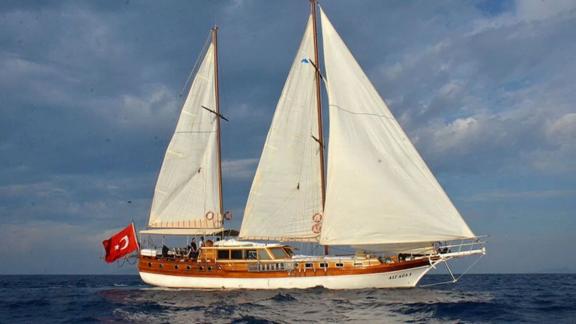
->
[318,8,475,249]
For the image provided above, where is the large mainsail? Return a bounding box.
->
[319,8,475,249]
[145,38,223,235]
[240,16,323,241]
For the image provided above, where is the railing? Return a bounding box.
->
[432,236,487,259]
[419,236,487,287]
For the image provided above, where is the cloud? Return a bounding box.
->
[365,1,576,177]
[0,221,134,274]
[222,158,258,180]
[0,0,575,274]
[463,189,576,202]
[515,0,576,21]
[546,112,576,141]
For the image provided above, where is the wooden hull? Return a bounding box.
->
[138,257,434,289]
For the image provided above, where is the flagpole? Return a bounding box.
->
[131,222,140,251]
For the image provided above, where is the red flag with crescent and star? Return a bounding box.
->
[102,223,139,263]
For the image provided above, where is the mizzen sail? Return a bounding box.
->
[240,16,323,241]
[147,39,223,233]
[319,8,475,249]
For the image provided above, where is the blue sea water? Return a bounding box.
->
[0,274,575,323]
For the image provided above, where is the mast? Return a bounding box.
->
[310,0,328,255]
[212,26,224,219]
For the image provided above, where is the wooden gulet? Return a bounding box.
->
[138,2,485,289]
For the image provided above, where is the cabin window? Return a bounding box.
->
[174,265,179,270]
[305,263,313,269]
[207,266,213,271]
[217,249,230,260]
[319,263,328,268]
[336,263,344,268]
[186,265,191,270]
[230,249,243,260]
[147,262,152,267]
[258,249,271,260]
[246,250,257,260]
[269,247,289,259]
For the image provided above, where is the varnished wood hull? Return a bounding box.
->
[138,257,434,289]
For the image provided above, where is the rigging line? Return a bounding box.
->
[179,33,212,98]
[454,254,485,281]
[420,254,485,287]
[330,104,396,119]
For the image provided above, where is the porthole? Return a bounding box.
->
[174,265,179,270]
[147,262,152,267]
[186,265,192,270]
[199,266,204,271]
[159,264,163,268]
[208,266,213,271]
[336,263,344,268]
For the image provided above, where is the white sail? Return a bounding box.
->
[240,16,323,241]
[319,8,474,249]
[148,42,223,231]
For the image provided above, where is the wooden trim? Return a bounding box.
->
[138,256,431,279]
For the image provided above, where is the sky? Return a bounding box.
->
[0,0,575,274]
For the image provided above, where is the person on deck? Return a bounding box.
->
[198,236,204,250]
[188,238,197,258]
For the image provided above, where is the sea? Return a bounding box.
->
[0,274,575,323]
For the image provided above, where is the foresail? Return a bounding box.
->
[240,16,322,241]
[148,42,223,230]
[319,8,474,248]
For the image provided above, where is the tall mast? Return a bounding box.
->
[212,26,224,219]
[310,0,325,206]
[310,0,328,255]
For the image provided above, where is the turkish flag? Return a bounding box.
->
[102,223,139,263]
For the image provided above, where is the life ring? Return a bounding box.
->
[205,211,215,220]
[312,213,323,223]
[224,211,232,220]
[312,223,322,234]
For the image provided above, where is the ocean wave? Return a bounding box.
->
[1,274,575,323]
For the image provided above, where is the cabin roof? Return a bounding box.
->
[212,239,284,248]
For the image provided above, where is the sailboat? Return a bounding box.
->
[138,2,485,289]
